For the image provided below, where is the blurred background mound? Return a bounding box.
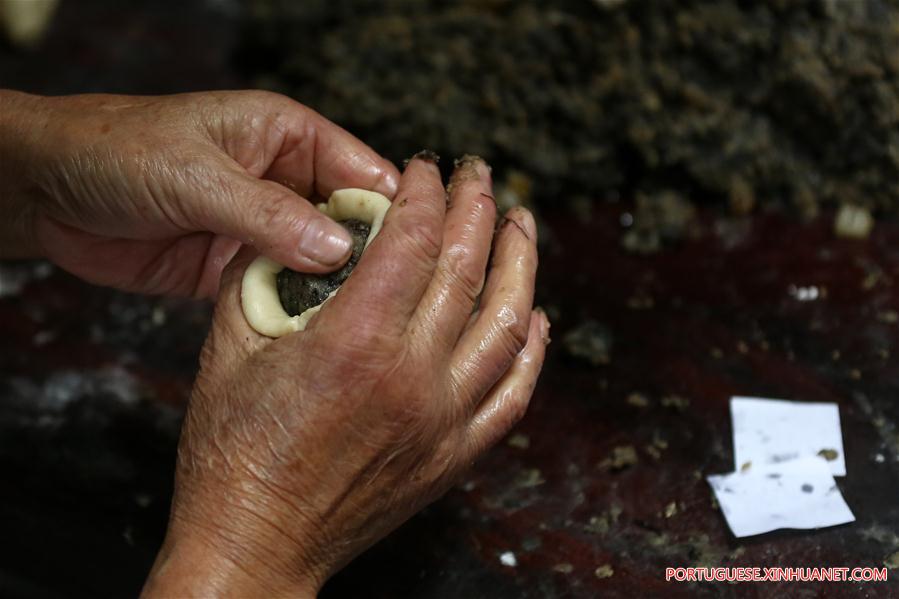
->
[241,0,899,220]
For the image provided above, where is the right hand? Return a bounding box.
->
[142,155,549,597]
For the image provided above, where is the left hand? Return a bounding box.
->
[0,89,399,297]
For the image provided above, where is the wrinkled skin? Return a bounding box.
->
[0,89,547,596]
[142,157,548,597]
[0,89,398,297]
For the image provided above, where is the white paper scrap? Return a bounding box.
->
[707,457,854,537]
[731,396,846,476]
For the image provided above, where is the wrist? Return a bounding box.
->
[0,89,52,259]
[143,510,322,598]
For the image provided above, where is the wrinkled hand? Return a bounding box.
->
[0,89,398,297]
[142,157,549,597]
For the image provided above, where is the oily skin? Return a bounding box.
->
[0,89,399,297]
[142,157,547,597]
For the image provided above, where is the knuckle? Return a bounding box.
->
[496,306,530,357]
[399,211,443,262]
[382,394,426,430]
[369,361,446,436]
[378,396,436,443]
[341,319,396,354]
[443,246,484,306]
[240,89,289,109]
[449,367,482,410]
[313,317,406,376]
[256,192,301,240]
[175,159,238,226]
[507,394,531,426]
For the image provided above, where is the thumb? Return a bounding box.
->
[203,170,354,273]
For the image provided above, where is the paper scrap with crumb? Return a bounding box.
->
[731,396,846,476]
[707,457,854,537]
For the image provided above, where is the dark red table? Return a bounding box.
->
[3,202,898,597]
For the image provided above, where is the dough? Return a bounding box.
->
[241,188,391,337]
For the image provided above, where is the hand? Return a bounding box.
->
[0,89,399,297]
[141,156,549,597]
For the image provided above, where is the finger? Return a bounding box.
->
[193,235,242,300]
[450,207,538,407]
[271,107,401,198]
[35,215,237,298]
[311,155,446,337]
[194,166,357,274]
[205,244,272,372]
[464,310,549,457]
[222,93,400,200]
[408,156,495,353]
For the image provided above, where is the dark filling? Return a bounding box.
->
[277,219,371,316]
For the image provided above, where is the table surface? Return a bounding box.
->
[1,3,898,598]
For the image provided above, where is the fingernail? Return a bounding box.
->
[535,307,551,345]
[451,154,491,187]
[299,218,352,266]
[373,164,399,198]
[507,207,537,240]
[403,149,440,170]
[475,159,492,186]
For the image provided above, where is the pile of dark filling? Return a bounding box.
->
[242,0,899,218]
[277,219,371,316]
